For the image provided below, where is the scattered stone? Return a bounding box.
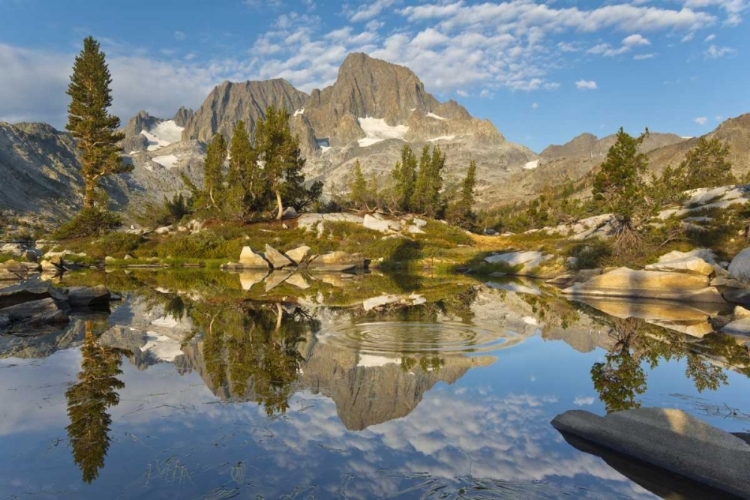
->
[238,247,271,269]
[407,225,425,234]
[285,246,311,266]
[124,254,134,260]
[0,243,26,257]
[562,267,725,303]
[67,285,111,308]
[551,407,750,498]
[264,244,295,269]
[413,218,427,228]
[729,247,750,283]
[105,256,116,262]
[644,249,716,276]
[154,226,172,235]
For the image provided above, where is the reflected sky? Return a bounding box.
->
[0,276,749,499]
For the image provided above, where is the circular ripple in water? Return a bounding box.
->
[316,321,525,356]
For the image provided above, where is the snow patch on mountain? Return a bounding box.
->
[358,117,408,147]
[152,154,179,169]
[141,332,183,362]
[141,120,184,151]
[524,160,540,170]
[427,112,447,121]
[294,108,305,116]
[428,135,456,142]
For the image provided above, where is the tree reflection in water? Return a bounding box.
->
[198,302,319,415]
[590,316,750,413]
[65,320,126,483]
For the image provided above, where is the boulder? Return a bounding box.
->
[551,408,750,498]
[484,251,551,274]
[734,305,750,319]
[67,285,111,308]
[154,226,172,235]
[728,247,750,283]
[307,252,364,272]
[285,245,311,266]
[0,281,64,309]
[264,244,295,269]
[238,247,271,269]
[413,218,427,228]
[562,267,725,303]
[0,297,69,325]
[644,249,716,276]
[407,225,425,234]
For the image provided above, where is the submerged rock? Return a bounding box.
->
[551,408,750,498]
[67,285,111,308]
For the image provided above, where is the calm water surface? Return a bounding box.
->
[0,270,748,499]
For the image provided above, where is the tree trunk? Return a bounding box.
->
[83,179,96,209]
[275,189,283,220]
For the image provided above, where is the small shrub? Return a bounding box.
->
[566,239,612,270]
[54,208,122,239]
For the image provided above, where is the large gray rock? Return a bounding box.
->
[67,285,111,308]
[721,317,750,336]
[0,281,63,309]
[552,408,750,498]
[264,244,294,269]
[363,214,393,233]
[238,247,271,269]
[563,267,725,303]
[729,247,750,283]
[0,297,68,325]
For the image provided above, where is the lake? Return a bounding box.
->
[0,270,748,499]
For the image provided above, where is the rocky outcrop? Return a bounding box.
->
[729,247,750,283]
[563,267,726,303]
[172,107,194,127]
[645,249,718,276]
[122,110,159,137]
[552,408,750,498]
[308,251,365,272]
[541,132,684,162]
[182,79,308,143]
[237,247,272,270]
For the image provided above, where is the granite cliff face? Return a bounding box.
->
[181,79,308,143]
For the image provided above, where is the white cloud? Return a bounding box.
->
[694,116,708,125]
[704,44,736,58]
[681,31,696,42]
[588,34,651,57]
[576,79,598,90]
[531,102,539,109]
[705,33,716,41]
[456,89,468,97]
[557,41,578,52]
[622,34,650,46]
[634,53,656,59]
[174,31,186,41]
[573,396,595,406]
[684,0,749,26]
[349,0,396,22]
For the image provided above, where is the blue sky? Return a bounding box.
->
[0,0,748,152]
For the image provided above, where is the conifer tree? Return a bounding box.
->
[66,37,130,208]
[202,133,227,209]
[592,128,651,248]
[411,145,446,217]
[255,107,320,219]
[675,136,735,190]
[349,160,369,210]
[225,121,257,218]
[447,160,477,228]
[392,145,417,212]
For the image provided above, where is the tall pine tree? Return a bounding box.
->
[225,121,258,218]
[447,160,477,228]
[392,145,417,212]
[66,37,130,209]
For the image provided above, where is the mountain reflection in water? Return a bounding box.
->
[0,270,749,498]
